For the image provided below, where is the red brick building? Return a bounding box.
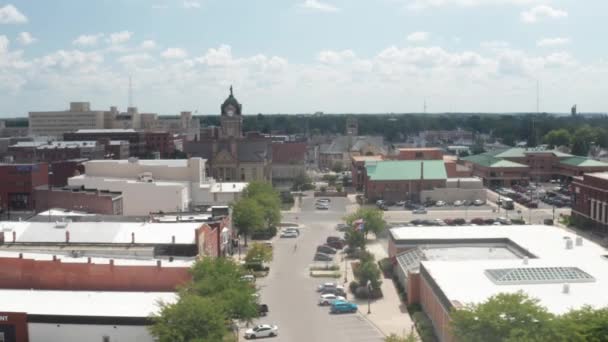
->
[48,159,85,187]
[572,172,608,233]
[351,155,383,191]
[396,147,443,161]
[0,163,49,211]
[144,131,177,158]
[8,141,104,163]
[33,185,123,215]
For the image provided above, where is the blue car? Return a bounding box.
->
[330,300,358,314]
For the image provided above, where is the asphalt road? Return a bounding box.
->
[248,195,384,342]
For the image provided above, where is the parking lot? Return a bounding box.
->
[248,195,384,342]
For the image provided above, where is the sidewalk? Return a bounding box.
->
[343,238,416,338]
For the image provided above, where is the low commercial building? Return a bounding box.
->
[364,160,447,202]
[396,148,443,161]
[319,135,386,170]
[144,131,178,158]
[389,225,608,342]
[105,140,130,159]
[64,129,146,158]
[0,163,49,212]
[67,158,245,215]
[0,289,175,342]
[271,142,307,190]
[351,155,383,191]
[8,141,105,163]
[571,172,608,234]
[33,185,123,215]
[461,148,608,186]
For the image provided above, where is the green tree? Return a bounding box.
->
[557,306,608,341]
[543,129,571,148]
[322,174,338,186]
[150,295,228,342]
[244,181,281,229]
[384,331,419,342]
[232,198,264,246]
[344,208,385,237]
[471,137,486,154]
[345,228,366,250]
[450,292,563,342]
[332,162,344,173]
[188,257,258,321]
[354,259,382,291]
[245,242,273,264]
[292,172,314,191]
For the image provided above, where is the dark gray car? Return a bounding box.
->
[314,252,333,261]
[316,245,337,254]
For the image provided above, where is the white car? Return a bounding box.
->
[244,324,278,339]
[280,230,298,238]
[436,200,446,207]
[318,293,345,306]
[453,200,463,206]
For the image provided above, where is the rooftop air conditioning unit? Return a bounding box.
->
[55,221,68,229]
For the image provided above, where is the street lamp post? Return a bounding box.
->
[367,280,372,314]
[343,255,348,284]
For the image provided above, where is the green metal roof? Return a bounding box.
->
[461,153,528,168]
[365,160,447,181]
[493,147,573,159]
[560,157,608,167]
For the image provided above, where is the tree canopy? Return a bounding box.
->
[245,242,273,264]
[543,129,571,148]
[344,208,385,237]
[150,258,259,341]
[232,197,264,245]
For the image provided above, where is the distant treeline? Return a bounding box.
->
[198,113,608,144]
[2,118,28,127]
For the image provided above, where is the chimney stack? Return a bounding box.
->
[156,260,162,267]
[562,283,570,294]
[87,257,92,264]
[131,232,135,244]
[12,231,16,243]
[65,231,70,243]
[171,235,176,244]
[110,259,114,266]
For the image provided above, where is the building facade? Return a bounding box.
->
[184,88,272,182]
[64,129,146,158]
[271,142,307,189]
[8,141,105,163]
[144,131,178,158]
[33,186,123,215]
[572,172,608,234]
[29,102,105,138]
[0,163,49,212]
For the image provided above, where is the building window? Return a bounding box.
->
[241,168,245,181]
[102,337,110,342]
[415,152,423,159]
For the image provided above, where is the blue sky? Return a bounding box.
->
[1,0,607,116]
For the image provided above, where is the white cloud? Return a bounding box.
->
[299,0,340,12]
[481,40,510,49]
[140,40,157,50]
[16,32,36,45]
[107,31,133,45]
[73,34,104,47]
[317,50,356,64]
[521,5,568,23]
[118,53,153,66]
[37,50,104,69]
[0,4,27,24]
[183,1,201,8]
[161,48,188,59]
[407,31,430,43]
[537,37,570,47]
[0,35,9,53]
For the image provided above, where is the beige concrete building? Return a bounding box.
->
[29,102,105,138]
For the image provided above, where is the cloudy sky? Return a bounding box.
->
[0,0,607,116]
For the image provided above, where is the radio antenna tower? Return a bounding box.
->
[128,76,134,108]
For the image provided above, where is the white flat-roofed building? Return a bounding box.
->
[67,158,245,215]
[29,102,106,138]
[0,289,176,342]
[388,225,608,342]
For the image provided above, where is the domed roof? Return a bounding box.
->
[221,86,242,116]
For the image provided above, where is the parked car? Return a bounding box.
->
[436,200,446,207]
[314,252,333,262]
[395,201,406,206]
[463,200,472,206]
[434,219,446,226]
[471,218,485,225]
[316,203,329,210]
[483,218,496,225]
[453,218,466,225]
[318,294,346,306]
[317,198,331,203]
[330,301,358,314]
[413,208,427,214]
[241,275,256,283]
[244,324,278,339]
[423,199,436,207]
[327,240,345,249]
[527,201,539,208]
[327,236,345,244]
[443,218,454,225]
[473,199,485,206]
[497,217,512,225]
[317,282,338,292]
[336,223,349,231]
[453,200,463,207]
[320,286,346,297]
[280,230,298,238]
[258,304,269,316]
[375,200,384,206]
[317,245,338,254]
[404,201,418,210]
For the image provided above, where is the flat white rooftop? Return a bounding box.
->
[0,250,194,267]
[86,159,189,167]
[0,221,202,244]
[390,225,608,314]
[0,289,176,317]
[76,129,136,133]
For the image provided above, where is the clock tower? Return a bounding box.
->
[220,86,243,139]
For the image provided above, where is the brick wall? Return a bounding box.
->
[33,188,121,215]
[420,267,454,342]
[0,257,190,292]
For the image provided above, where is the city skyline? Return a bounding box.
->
[1,0,607,116]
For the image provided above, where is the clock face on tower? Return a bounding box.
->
[226,105,235,116]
